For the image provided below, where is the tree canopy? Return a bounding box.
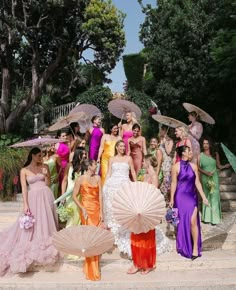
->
[0,0,126,133]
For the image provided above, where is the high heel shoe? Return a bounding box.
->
[191,255,198,261]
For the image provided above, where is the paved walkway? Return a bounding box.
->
[0,195,236,289]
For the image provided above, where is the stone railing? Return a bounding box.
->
[33,101,77,134]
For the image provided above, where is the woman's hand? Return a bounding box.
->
[82,207,88,220]
[203,197,209,206]
[24,204,30,214]
[223,164,231,169]
[42,167,48,176]
[169,200,174,208]
[206,171,214,177]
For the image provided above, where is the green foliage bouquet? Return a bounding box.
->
[57,204,73,222]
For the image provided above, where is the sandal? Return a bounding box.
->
[140,267,156,275]
[127,265,140,274]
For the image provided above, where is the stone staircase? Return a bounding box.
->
[0,177,236,289]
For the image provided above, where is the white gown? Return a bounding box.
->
[103,162,172,257]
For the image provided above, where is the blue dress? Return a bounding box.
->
[174,160,202,258]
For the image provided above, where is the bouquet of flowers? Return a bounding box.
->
[19,210,35,230]
[206,177,215,194]
[165,208,179,227]
[57,204,73,222]
[137,168,146,182]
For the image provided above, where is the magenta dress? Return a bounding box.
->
[174,160,202,259]
[56,142,70,186]
[89,127,103,160]
[0,174,59,276]
[123,131,133,154]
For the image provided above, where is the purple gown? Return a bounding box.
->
[174,160,202,258]
[89,127,103,160]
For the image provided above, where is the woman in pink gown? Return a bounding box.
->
[128,123,147,175]
[0,147,60,276]
[55,129,70,189]
[119,111,138,154]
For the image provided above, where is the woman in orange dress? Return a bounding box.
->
[128,154,158,275]
[72,159,103,281]
[128,123,147,175]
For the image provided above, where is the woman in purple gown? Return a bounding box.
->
[87,115,105,160]
[170,145,208,260]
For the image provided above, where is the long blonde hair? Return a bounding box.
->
[114,140,126,156]
[176,126,189,139]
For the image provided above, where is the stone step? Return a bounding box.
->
[220,184,236,192]
[219,169,233,178]
[220,176,235,185]
[221,200,236,211]
[220,192,236,200]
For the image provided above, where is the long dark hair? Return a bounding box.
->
[24,147,41,167]
[80,159,96,175]
[201,136,216,158]
[71,148,87,180]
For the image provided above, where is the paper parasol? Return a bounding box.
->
[48,112,87,132]
[52,225,114,257]
[69,104,101,133]
[221,143,236,173]
[10,137,62,148]
[183,103,215,125]
[108,99,142,120]
[112,181,166,234]
[152,114,188,129]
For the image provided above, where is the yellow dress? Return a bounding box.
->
[101,140,117,185]
[80,178,101,281]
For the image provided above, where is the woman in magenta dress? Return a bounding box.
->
[128,123,147,175]
[119,111,138,154]
[55,129,70,189]
[170,145,208,260]
[87,115,105,160]
[0,147,60,276]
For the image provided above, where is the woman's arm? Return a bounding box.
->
[20,168,29,213]
[192,164,208,205]
[61,164,70,194]
[97,176,103,222]
[72,177,88,219]
[216,152,231,170]
[97,135,106,162]
[129,156,137,181]
[127,138,131,155]
[104,158,112,183]
[143,137,147,155]
[42,164,51,187]
[156,149,163,178]
[170,164,178,207]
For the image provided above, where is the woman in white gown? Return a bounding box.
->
[103,140,172,257]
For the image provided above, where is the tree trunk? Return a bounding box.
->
[0,66,11,134]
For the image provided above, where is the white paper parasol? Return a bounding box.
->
[183,103,215,125]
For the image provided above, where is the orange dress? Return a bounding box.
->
[101,140,117,185]
[80,178,101,281]
[130,175,156,270]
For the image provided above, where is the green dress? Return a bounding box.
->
[44,157,59,199]
[199,152,221,224]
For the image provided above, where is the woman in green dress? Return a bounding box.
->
[198,138,231,225]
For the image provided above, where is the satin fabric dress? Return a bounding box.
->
[0,174,60,276]
[80,178,101,281]
[129,140,143,175]
[199,153,221,224]
[174,160,202,258]
[100,140,117,185]
[123,131,133,154]
[56,142,70,187]
[89,127,103,160]
[44,157,59,199]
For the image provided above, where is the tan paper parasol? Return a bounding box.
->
[52,225,114,257]
[112,181,166,234]
[152,114,188,129]
[108,99,142,120]
[48,112,87,132]
[10,137,63,148]
[69,104,102,133]
[183,103,215,124]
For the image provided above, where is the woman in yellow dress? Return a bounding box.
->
[97,124,121,185]
[72,159,103,281]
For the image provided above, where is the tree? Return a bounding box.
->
[0,0,126,133]
[139,0,221,116]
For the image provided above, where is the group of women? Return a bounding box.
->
[0,110,231,280]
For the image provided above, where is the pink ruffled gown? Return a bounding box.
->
[0,174,60,276]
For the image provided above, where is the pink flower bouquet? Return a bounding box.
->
[19,210,35,230]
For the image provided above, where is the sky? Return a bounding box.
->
[108,0,156,93]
